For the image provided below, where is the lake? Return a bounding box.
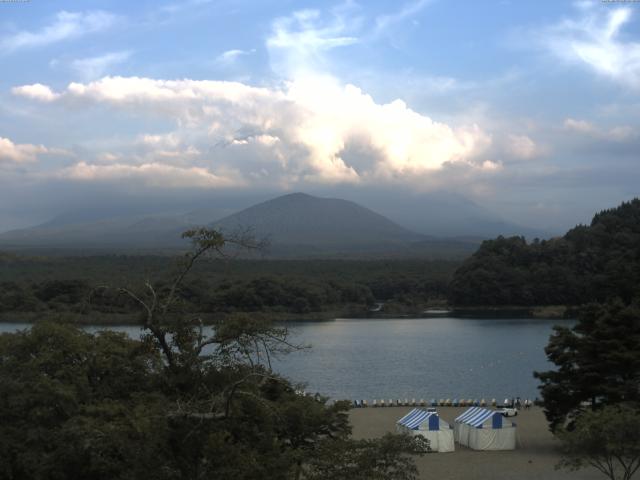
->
[0,316,569,402]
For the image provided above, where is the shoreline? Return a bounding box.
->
[0,305,575,325]
[349,406,600,480]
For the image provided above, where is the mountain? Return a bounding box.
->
[212,193,423,249]
[0,192,483,258]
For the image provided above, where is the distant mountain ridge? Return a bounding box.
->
[0,192,536,258]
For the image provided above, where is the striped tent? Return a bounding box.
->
[454,407,516,450]
[396,409,454,452]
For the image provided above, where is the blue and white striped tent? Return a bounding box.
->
[455,407,503,428]
[397,408,441,431]
[454,407,516,450]
[396,409,454,452]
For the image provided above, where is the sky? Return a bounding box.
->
[0,0,639,233]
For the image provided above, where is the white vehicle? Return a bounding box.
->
[499,406,518,417]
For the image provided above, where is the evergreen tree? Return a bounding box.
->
[535,300,640,431]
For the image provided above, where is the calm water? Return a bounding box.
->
[0,317,570,401]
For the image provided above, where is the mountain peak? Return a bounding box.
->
[212,193,424,250]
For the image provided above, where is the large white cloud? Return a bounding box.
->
[13,75,492,188]
[11,84,60,102]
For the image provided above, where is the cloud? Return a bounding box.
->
[215,48,256,66]
[563,117,595,134]
[70,51,132,80]
[62,161,240,188]
[159,0,214,15]
[0,11,117,53]
[505,134,538,160]
[374,0,433,34]
[11,83,60,102]
[564,117,636,141]
[267,1,438,75]
[0,137,49,163]
[267,8,359,76]
[136,133,201,160]
[539,3,640,89]
[13,75,492,188]
[481,160,502,171]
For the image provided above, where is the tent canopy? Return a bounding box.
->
[397,408,455,452]
[455,407,503,428]
[397,408,441,431]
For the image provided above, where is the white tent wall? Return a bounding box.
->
[468,427,516,451]
[407,426,455,453]
[453,407,516,451]
[455,422,472,446]
[396,409,455,453]
[433,430,455,453]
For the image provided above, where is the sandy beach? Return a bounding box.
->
[349,406,602,480]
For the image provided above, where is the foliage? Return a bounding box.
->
[557,404,640,480]
[0,228,425,479]
[0,255,457,320]
[304,433,427,480]
[449,199,640,306]
[0,322,167,480]
[534,300,640,432]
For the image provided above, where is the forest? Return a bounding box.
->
[0,255,456,323]
[449,199,640,307]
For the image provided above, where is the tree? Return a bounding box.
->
[448,198,640,307]
[557,404,640,480]
[0,228,425,479]
[0,322,168,480]
[534,300,640,432]
[303,433,427,480]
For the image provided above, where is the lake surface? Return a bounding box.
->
[0,317,570,401]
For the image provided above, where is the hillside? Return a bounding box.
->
[0,214,192,250]
[449,198,640,306]
[212,192,424,250]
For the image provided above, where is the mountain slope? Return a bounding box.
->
[212,193,425,249]
[0,214,195,249]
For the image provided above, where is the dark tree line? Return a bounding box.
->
[449,199,640,307]
[0,259,454,320]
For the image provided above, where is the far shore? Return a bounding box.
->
[0,304,575,325]
[450,305,574,319]
[349,406,599,480]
